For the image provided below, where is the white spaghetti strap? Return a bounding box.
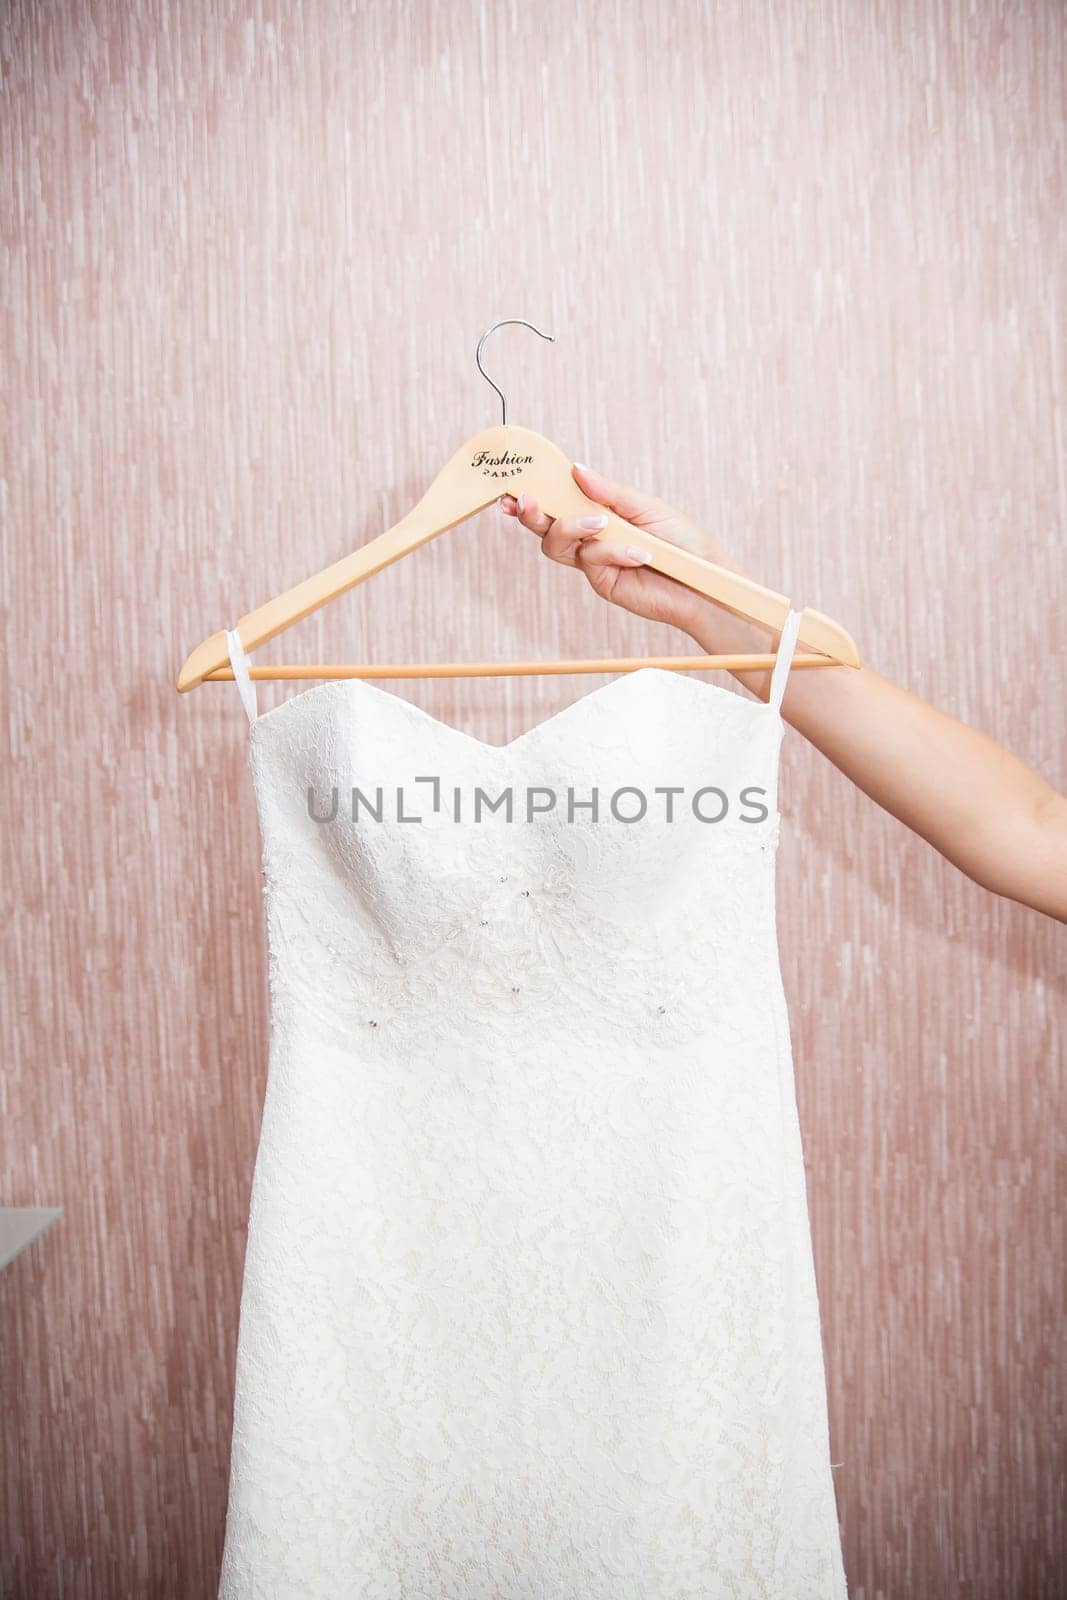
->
[767,607,803,715]
[225,627,259,724]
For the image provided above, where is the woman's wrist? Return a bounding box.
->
[679,590,782,702]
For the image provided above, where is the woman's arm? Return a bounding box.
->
[500,464,1067,924]
[686,601,1067,923]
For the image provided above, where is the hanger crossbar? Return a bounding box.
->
[203,653,840,682]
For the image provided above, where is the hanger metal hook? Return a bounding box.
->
[475,318,555,426]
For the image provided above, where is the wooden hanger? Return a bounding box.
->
[177,319,861,693]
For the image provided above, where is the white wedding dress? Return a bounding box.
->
[216,609,848,1599]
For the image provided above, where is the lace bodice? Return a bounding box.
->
[251,669,784,1058]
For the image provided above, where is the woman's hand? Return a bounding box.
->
[499,461,752,641]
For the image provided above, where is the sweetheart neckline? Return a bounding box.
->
[247,665,782,757]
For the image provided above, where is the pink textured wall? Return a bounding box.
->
[2,2,1064,1595]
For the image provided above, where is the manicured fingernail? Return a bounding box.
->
[573,461,589,472]
[578,514,607,530]
[517,493,526,513]
[625,546,651,564]
[499,496,515,514]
